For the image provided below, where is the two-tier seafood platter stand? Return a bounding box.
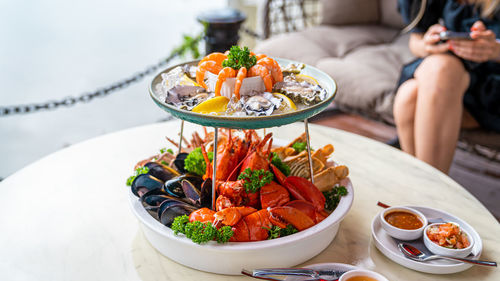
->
[128,58,354,275]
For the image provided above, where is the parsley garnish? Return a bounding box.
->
[184,147,213,176]
[126,166,149,186]
[323,185,348,211]
[266,225,298,240]
[160,147,175,154]
[292,142,307,153]
[222,46,257,70]
[237,168,274,193]
[170,215,234,244]
[271,152,290,176]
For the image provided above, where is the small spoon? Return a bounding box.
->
[398,243,497,267]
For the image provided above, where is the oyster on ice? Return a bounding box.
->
[273,75,327,106]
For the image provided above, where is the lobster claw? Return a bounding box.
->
[268,206,315,231]
[270,163,287,186]
[260,181,290,209]
[283,176,326,212]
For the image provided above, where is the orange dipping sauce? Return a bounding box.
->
[345,276,378,281]
[384,211,423,230]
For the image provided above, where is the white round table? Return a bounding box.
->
[1,121,498,281]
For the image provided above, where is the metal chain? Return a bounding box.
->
[0,49,182,117]
[241,26,264,40]
[0,25,263,117]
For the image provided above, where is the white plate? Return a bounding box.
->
[284,263,358,281]
[371,206,482,274]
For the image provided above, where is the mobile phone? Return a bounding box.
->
[439,31,473,41]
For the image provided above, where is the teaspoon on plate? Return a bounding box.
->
[398,243,497,267]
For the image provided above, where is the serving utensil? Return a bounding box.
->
[398,243,497,267]
[241,268,345,281]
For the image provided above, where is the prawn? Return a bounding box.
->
[255,53,267,60]
[196,61,222,89]
[198,52,227,67]
[248,65,273,92]
[257,57,283,83]
[234,67,247,100]
[215,67,236,96]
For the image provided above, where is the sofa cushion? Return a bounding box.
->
[380,0,406,29]
[315,33,413,123]
[255,25,399,64]
[321,0,379,26]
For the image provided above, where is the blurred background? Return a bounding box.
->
[0,0,264,179]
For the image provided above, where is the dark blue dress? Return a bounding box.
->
[398,0,500,132]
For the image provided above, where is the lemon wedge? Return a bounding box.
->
[295,74,319,85]
[192,96,229,114]
[273,93,297,112]
[180,74,202,87]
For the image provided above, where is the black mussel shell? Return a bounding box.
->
[173,153,188,174]
[200,179,212,208]
[182,180,201,207]
[145,162,180,182]
[163,174,203,198]
[158,199,198,226]
[140,189,176,208]
[131,174,164,198]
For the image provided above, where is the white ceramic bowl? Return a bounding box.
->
[423,222,474,258]
[339,269,389,281]
[380,206,427,240]
[129,178,354,275]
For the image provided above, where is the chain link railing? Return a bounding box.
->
[0,26,262,117]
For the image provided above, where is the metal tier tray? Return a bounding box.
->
[149,58,337,129]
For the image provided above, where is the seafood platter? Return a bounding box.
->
[150,46,337,129]
[127,46,352,275]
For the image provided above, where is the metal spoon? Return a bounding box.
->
[398,243,497,267]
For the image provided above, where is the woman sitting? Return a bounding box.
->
[394,0,500,173]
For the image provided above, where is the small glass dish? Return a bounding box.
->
[380,206,427,240]
[423,222,474,258]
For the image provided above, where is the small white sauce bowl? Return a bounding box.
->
[423,222,474,258]
[380,206,427,241]
[339,269,389,281]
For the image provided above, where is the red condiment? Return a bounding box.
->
[384,211,423,230]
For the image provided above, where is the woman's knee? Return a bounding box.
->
[414,54,470,100]
[394,79,417,124]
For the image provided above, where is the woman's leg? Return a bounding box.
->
[394,79,418,155]
[413,54,470,173]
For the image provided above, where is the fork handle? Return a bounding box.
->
[438,256,497,267]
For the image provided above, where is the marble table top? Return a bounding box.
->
[0,121,498,281]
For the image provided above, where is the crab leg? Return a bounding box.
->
[304,119,314,184]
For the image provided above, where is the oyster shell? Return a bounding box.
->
[273,80,327,106]
[239,92,282,116]
[282,63,305,75]
[165,85,209,110]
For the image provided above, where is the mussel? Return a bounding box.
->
[164,174,203,198]
[158,199,198,226]
[173,152,188,174]
[144,162,180,182]
[131,174,164,197]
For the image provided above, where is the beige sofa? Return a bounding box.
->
[256,0,413,123]
[255,0,500,219]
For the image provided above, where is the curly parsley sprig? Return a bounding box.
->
[323,185,348,211]
[126,166,150,186]
[266,225,298,240]
[222,46,257,70]
[238,168,274,193]
[170,215,234,244]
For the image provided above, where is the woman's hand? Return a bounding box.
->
[450,21,500,63]
[422,24,450,55]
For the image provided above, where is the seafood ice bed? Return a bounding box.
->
[154,46,328,117]
[127,129,350,244]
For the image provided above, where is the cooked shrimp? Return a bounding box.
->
[234,67,247,99]
[257,57,283,83]
[198,52,227,67]
[196,61,222,89]
[248,65,273,92]
[215,67,236,96]
[255,53,267,60]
